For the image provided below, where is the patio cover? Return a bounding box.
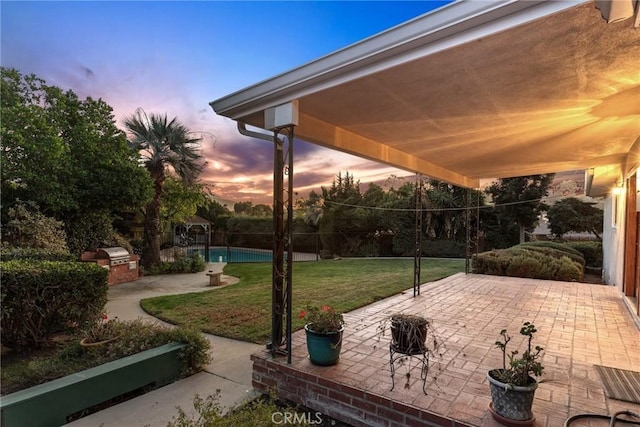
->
[210,0,640,195]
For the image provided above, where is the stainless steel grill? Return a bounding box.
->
[96,247,131,266]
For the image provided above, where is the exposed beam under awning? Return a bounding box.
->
[296,112,478,189]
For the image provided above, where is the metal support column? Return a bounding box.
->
[270,126,294,363]
[465,188,471,274]
[465,188,481,274]
[414,176,423,297]
[476,189,481,266]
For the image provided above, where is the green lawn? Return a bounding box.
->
[140,258,464,343]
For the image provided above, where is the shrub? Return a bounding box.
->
[225,217,273,250]
[567,241,602,268]
[505,255,543,278]
[97,320,210,376]
[111,232,134,255]
[423,240,466,258]
[129,239,144,257]
[518,241,583,258]
[473,251,508,275]
[168,392,346,427]
[2,201,69,251]
[554,256,583,281]
[474,246,583,282]
[0,260,108,350]
[145,253,206,275]
[64,212,114,257]
[170,253,205,274]
[515,243,585,268]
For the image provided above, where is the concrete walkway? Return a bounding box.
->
[66,263,263,427]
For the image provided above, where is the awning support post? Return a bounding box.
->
[414,176,423,297]
[465,188,471,274]
[270,126,294,363]
[465,188,481,274]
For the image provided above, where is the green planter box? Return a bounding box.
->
[0,342,186,427]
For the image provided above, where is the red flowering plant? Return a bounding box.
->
[299,305,344,334]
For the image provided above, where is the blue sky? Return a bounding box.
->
[2,1,450,204]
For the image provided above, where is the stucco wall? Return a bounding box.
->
[602,192,626,288]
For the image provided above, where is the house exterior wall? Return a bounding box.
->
[602,191,626,289]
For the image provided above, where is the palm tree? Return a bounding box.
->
[125,110,204,268]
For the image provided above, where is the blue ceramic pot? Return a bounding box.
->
[304,324,344,366]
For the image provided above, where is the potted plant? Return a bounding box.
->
[299,305,344,366]
[377,313,443,393]
[487,321,544,425]
[389,314,428,354]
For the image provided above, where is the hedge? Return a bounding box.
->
[0,247,76,262]
[144,252,206,275]
[473,246,583,282]
[423,240,466,258]
[566,241,603,268]
[515,243,585,268]
[517,241,584,258]
[0,260,108,350]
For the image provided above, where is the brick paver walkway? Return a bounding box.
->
[257,273,640,426]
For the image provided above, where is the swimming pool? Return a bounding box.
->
[189,247,318,263]
[189,247,273,263]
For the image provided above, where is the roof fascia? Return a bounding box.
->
[210,0,587,121]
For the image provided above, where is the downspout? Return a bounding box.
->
[237,121,292,362]
[237,122,282,142]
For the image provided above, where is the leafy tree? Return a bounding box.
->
[251,204,273,217]
[125,110,204,268]
[381,181,417,255]
[304,173,486,256]
[203,199,231,217]
[1,68,153,253]
[320,172,363,229]
[319,172,366,255]
[300,190,324,228]
[424,180,470,242]
[361,183,387,231]
[234,201,253,215]
[484,174,554,247]
[547,197,603,240]
[197,199,231,231]
[375,179,482,255]
[160,177,208,225]
[65,212,116,256]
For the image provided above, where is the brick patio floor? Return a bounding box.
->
[252,273,640,426]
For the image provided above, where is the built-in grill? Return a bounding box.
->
[96,247,131,266]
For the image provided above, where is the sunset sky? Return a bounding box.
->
[1,1,451,205]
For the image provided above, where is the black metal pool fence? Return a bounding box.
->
[157,231,468,263]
